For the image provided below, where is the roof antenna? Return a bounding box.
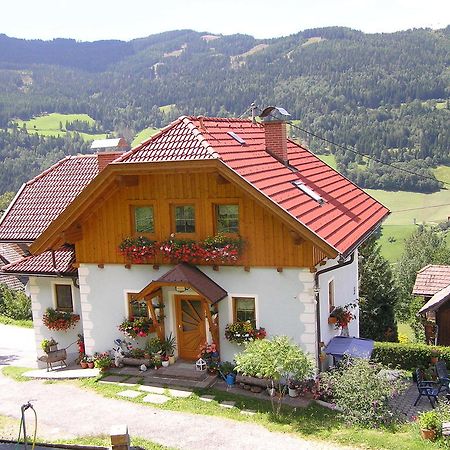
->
[250,102,257,124]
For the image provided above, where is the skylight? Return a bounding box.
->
[292,180,325,205]
[227,131,246,145]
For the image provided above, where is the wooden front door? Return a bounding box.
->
[175,295,207,360]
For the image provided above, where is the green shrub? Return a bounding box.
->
[0,284,32,320]
[418,410,440,431]
[372,342,450,370]
[320,358,406,427]
[235,336,314,415]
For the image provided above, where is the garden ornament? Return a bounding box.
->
[113,347,125,367]
[139,364,148,372]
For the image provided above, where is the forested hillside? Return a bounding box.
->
[0,26,448,194]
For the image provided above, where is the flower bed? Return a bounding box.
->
[225,321,266,345]
[42,308,80,331]
[118,317,154,339]
[118,236,157,263]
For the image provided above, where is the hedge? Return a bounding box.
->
[372,342,450,370]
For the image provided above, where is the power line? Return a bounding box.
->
[392,203,450,213]
[287,121,449,188]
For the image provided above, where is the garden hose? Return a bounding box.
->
[15,401,37,450]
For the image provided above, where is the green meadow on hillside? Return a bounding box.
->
[367,184,450,262]
[13,113,107,141]
[131,127,160,147]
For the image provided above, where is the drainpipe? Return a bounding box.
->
[314,252,355,371]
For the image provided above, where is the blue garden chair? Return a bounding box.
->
[414,369,439,408]
[436,361,450,394]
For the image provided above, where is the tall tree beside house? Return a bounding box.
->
[394,226,450,340]
[359,237,398,342]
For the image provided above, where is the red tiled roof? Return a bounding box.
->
[0,243,27,264]
[118,117,389,255]
[413,265,450,296]
[0,155,100,242]
[2,246,76,276]
[0,273,25,290]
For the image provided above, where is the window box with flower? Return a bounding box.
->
[118,317,154,339]
[119,236,157,263]
[42,307,80,331]
[159,235,200,263]
[224,321,266,345]
[199,233,244,264]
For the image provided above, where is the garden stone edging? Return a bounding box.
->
[122,357,150,367]
[236,374,273,388]
[315,399,344,412]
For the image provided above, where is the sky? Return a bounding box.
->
[0,0,449,42]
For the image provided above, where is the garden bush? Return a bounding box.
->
[372,342,450,370]
[320,358,406,427]
[235,335,314,414]
[0,284,32,320]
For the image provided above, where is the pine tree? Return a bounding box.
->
[359,237,398,341]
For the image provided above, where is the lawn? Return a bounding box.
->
[0,367,438,449]
[159,104,175,114]
[131,127,160,147]
[434,165,450,184]
[0,315,33,328]
[377,224,417,262]
[13,113,107,141]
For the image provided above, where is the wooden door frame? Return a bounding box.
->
[174,294,207,360]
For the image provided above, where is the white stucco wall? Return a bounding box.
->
[30,254,359,368]
[77,263,318,363]
[317,251,359,367]
[28,276,82,368]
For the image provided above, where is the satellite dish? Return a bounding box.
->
[259,106,291,119]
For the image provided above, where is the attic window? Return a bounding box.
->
[292,180,325,205]
[227,131,246,145]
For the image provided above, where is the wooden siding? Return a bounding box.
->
[76,170,325,268]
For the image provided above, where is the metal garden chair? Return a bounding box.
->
[414,368,439,408]
[436,360,450,394]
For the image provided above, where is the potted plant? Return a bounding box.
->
[418,410,440,441]
[80,355,88,369]
[431,348,439,364]
[161,355,170,367]
[93,352,112,372]
[329,303,356,335]
[41,338,58,353]
[160,333,177,364]
[220,361,236,386]
[118,317,153,339]
[288,379,300,397]
[152,354,162,369]
[86,356,94,369]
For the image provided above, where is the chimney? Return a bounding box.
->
[97,152,123,172]
[264,120,288,164]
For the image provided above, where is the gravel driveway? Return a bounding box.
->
[0,370,355,450]
[0,324,37,368]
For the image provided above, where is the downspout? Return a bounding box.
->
[314,252,355,371]
[50,249,62,277]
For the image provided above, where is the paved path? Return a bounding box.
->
[0,371,355,450]
[0,324,37,368]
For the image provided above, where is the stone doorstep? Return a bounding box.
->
[199,395,215,402]
[240,409,257,415]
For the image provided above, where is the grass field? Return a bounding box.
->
[159,104,175,114]
[366,186,450,261]
[131,127,160,147]
[316,153,338,170]
[13,113,107,141]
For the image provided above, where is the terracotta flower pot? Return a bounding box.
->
[80,362,88,369]
[168,355,176,365]
[420,428,437,441]
[328,316,337,324]
[431,356,438,364]
[87,362,94,369]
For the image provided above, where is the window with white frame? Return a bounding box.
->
[232,296,256,327]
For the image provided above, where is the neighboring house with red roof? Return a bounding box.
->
[0,242,28,290]
[1,115,389,367]
[413,264,450,345]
